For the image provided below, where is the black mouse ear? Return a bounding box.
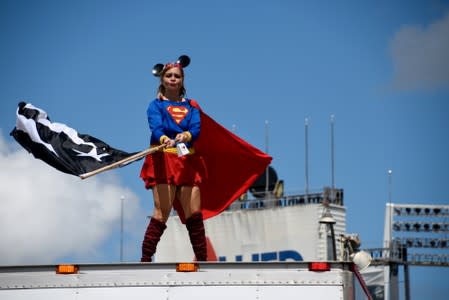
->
[152,63,164,77]
[176,55,190,68]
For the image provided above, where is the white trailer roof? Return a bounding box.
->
[0,262,372,300]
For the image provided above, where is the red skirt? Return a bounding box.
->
[140,149,208,189]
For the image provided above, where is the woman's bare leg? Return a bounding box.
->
[177,185,201,219]
[152,183,176,222]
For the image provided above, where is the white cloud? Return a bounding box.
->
[0,131,142,265]
[390,11,449,91]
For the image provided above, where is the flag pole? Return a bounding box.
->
[79,144,166,180]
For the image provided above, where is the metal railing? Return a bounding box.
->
[227,188,344,211]
[364,246,449,267]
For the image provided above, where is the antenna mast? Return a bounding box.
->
[305,118,309,198]
[265,120,269,196]
[330,114,335,189]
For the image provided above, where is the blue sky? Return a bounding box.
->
[1,0,448,299]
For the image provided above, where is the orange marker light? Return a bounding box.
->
[56,264,79,274]
[176,262,199,272]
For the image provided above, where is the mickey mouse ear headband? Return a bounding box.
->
[152,55,191,77]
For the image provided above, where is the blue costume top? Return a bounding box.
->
[147,98,201,148]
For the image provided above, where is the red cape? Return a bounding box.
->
[174,100,272,222]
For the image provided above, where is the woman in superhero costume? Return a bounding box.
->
[140,56,208,262]
[140,55,272,262]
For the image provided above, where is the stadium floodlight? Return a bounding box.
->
[392,221,449,233]
[397,237,449,249]
[393,223,401,231]
[406,239,413,247]
[385,203,449,267]
[391,204,449,217]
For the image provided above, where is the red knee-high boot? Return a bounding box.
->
[141,217,167,262]
[186,212,208,261]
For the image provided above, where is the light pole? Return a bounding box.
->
[120,195,124,262]
[320,204,336,261]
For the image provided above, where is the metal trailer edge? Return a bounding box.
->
[0,262,372,300]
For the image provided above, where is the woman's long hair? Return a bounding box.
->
[157,66,186,99]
